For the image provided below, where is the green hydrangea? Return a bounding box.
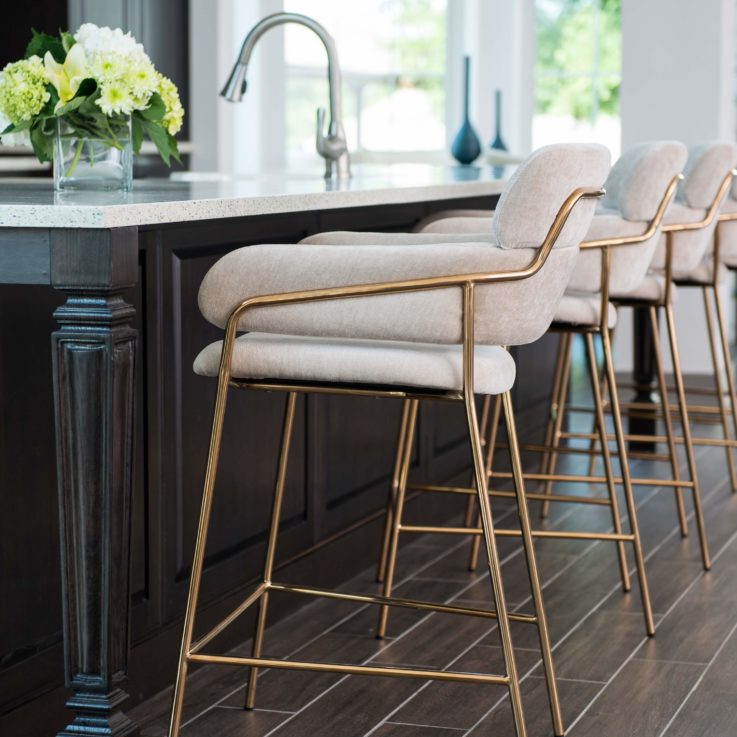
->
[0,56,50,125]
[157,73,184,135]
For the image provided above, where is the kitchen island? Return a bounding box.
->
[0,165,539,736]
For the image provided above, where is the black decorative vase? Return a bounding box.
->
[489,89,508,152]
[450,56,481,166]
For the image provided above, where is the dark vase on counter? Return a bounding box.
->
[450,55,481,165]
[490,89,508,152]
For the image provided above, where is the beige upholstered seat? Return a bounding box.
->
[619,272,675,302]
[555,292,617,328]
[412,208,493,232]
[194,333,516,394]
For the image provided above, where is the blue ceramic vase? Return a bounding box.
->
[489,89,508,152]
[451,56,481,165]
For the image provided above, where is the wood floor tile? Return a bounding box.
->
[371,610,493,669]
[255,673,425,737]
[370,724,463,737]
[180,705,289,737]
[221,632,389,712]
[662,623,737,737]
[540,610,647,682]
[467,676,601,737]
[568,659,703,736]
[389,646,541,730]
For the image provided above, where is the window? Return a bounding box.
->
[533,0,621,157]
[283,0,448,165]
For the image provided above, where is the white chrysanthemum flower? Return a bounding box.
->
[97,81,135,116]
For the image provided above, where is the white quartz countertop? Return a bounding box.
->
[0,164,507,229]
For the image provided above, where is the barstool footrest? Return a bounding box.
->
[186,653,511,685]
[398,524,636,542]
[407,483,613,506]
[267,581,537,624]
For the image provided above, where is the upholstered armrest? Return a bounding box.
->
[198,241,578,346]
[300,231,495,246]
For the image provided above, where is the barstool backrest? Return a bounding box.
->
[567,141,686,296]
[492,143,609,250]
[679,142,737,209]
[650,142,737,275]
[602,141,687,221]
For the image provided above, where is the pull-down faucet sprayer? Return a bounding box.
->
[221,12,351,180]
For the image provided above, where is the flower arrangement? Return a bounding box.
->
[0,24,183,167]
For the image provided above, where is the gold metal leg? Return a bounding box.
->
[539,334,568,481]
[462,395,493,565]
[377,400,419,638]
[377,399,412,583]
[584,333,630,592]
[541,333,573,518]
[601,327,656,635]
[466,389,526,737]
[168,359,233,737]
[703,286,737,490]
[468,394,502,572]
[649,306,688,536]
[665,302,712,569]
[503,392,564,736]
[711,283,737,493]
[244,392,298,709]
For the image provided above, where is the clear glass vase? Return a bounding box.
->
[54,117,133,192]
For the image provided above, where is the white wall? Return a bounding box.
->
[617,0,736,374]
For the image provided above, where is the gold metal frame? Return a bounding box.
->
[167,186,604,737]
[530,170,737,573]
[377,177,687,642]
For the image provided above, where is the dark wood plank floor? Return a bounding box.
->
[131,373,737,737]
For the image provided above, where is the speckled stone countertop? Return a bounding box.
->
[0,164,507,229]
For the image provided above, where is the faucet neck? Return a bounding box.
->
[238,12,342,127]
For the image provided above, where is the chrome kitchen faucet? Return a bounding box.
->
[221,12,351,180]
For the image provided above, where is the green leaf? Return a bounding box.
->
[55,96,86,116]
[76,78,97,98]
[131,115,144,154]
[141,118,173,166]
[1,123,14,135]
[140,93,166,122]
[25,29,66,63]
[29,122,54,162]
[60,31,76,53]
[167,132,182,164]
[79,90,102,115]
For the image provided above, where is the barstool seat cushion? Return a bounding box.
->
[412,209,493,232]
[554,291,617,328]
[566,211,652,295]
[193,332,517,395]
[673,258,728,285]
[615,272,674,302]
[420,216,494,234]
[300,231,495,246]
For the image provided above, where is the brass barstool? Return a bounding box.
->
[550,144,737,571]
[167,144,610,737]
[327,143,685,639]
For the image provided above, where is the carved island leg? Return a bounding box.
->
[51,228,140,737]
